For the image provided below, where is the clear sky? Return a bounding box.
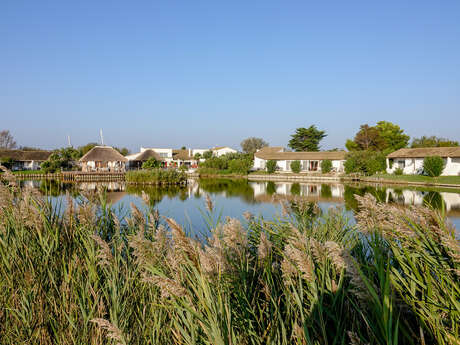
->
[1,0,459,151]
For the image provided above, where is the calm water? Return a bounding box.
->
[20,178,460,235]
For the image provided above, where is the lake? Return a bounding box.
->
[20,178,460,236]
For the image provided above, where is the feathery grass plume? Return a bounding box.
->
[243,211,253,221]
[220,217,248,257]
[90,318,127,345]
[142,274,187,299]
[205,193,213,212]
[166,217,198,266]
[280,200,289,217]
[291,323,307,344]
[257,232,272,261]
[324,241,346,271]
[110,210,121,230]
[77,202,96,228]
[141,190,150,205]
[348,331,369,345]
[130,202,145,228]
[0,164,17,187]
[308,237,325,263]
[91,234,113,267]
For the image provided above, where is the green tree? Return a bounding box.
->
[423,156,445,177]
[288,125,326,152]
[266,160,277,173]
[78,143,98,157]
[240,137,269,154]
[41,147,80,173]
[202,150,213,159]
[344,150,386,176]
[194,153,202,160]
[320,160,332,173]
[411,136,459,148]
[142,157,160,170]
[375,121,410,152]
[114,147,130,156]
[290,160,301,173]
[353,124,385,151]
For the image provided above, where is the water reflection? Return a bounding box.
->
[18,178,460,228]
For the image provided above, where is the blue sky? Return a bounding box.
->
[1,0,459,151]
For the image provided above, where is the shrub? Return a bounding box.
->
[393,168,403,175]
[290,160,301,173]
[423,156,445,177]
[202,150,213,159]
[344,151,386,176]
[125,169,186,184]
[266,160,277,174]
[290,182,301,195]
[142,157,160,170]
[320,160,332,173]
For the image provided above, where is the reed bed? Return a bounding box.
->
[0,168,459,345]
[125,169,187,185]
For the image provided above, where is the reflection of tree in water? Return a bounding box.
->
[198,178,255,204]
[320,184,332,198]
[126,185,186,207]
[38,180,79,197]
[290,183,301,196]
[343,185,387,211]
[423,191,444,210]
[266,181,276,195]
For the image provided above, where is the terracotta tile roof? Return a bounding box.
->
[79,146,128,162]
[255,147,346,160]
[0,150,52,161]
[387,147,460,158]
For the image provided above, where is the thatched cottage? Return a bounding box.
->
[125,149,165,169]
[0,150,52,170]
[79,146,127,172]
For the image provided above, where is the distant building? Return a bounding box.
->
[126,149,165,169]
[79,146,127,172]
[253,147,347,173]
[386,147,460,176]
[0,150,52,170]
[212,146,237,157]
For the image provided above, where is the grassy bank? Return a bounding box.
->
[0,179,459,344]
[125,169,187,185]
[368,173,460,185]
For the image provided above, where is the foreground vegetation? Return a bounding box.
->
[125,169,187,185]
[0,171,459,344]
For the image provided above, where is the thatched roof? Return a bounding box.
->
[173,149,194,161]
[255,147,347,160]
[79,146,128,162]
[132,149,164,162]
[0,150,52,161]
[387,147,460,158]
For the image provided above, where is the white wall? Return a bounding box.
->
[387,157,460,176]
[213,147,237,157]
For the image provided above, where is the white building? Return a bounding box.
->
[0,150,52,171]
[212,146,237,157]
[386,147,460,176]
[253,147,347,173]
[79,146,127,172]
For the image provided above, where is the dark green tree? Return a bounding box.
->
[411,136,459,148]
[290,161,301,173]
[375,121,410,152]
[266,160,277,173]
[288,125,326,152]
[320,160,332,173]
[423,156,445,177]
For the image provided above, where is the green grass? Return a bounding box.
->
[368,173,460,185]
[11,169,44,174]
[0,177,459,344]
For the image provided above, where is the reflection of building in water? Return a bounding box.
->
[78,182,126,192]
[250,182,344,199]
[386,188,460,213]
[21,180,41,188]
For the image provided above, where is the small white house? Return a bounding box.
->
[0,150,52,170]
[253,147,347,173]
[79,146,127,172]
[212,146,237,157]
[386,147,460,176]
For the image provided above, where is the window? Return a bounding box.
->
[398,160,405,168]
[160,153,168,158]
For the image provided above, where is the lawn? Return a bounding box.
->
[11,170,44,175]
[369,173,460,185]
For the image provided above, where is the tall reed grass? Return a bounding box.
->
[125,169,187,185]
[0,169,459,344]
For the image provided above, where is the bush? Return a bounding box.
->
[423,156,445,177]
[142,157,160,170]
[290,161,301,173]
[198,153,253,175]
[320,160,332,173]
[393,168,403,175]
[266,160,277,174]
[344,151,386,176]
[125,169,186,184]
